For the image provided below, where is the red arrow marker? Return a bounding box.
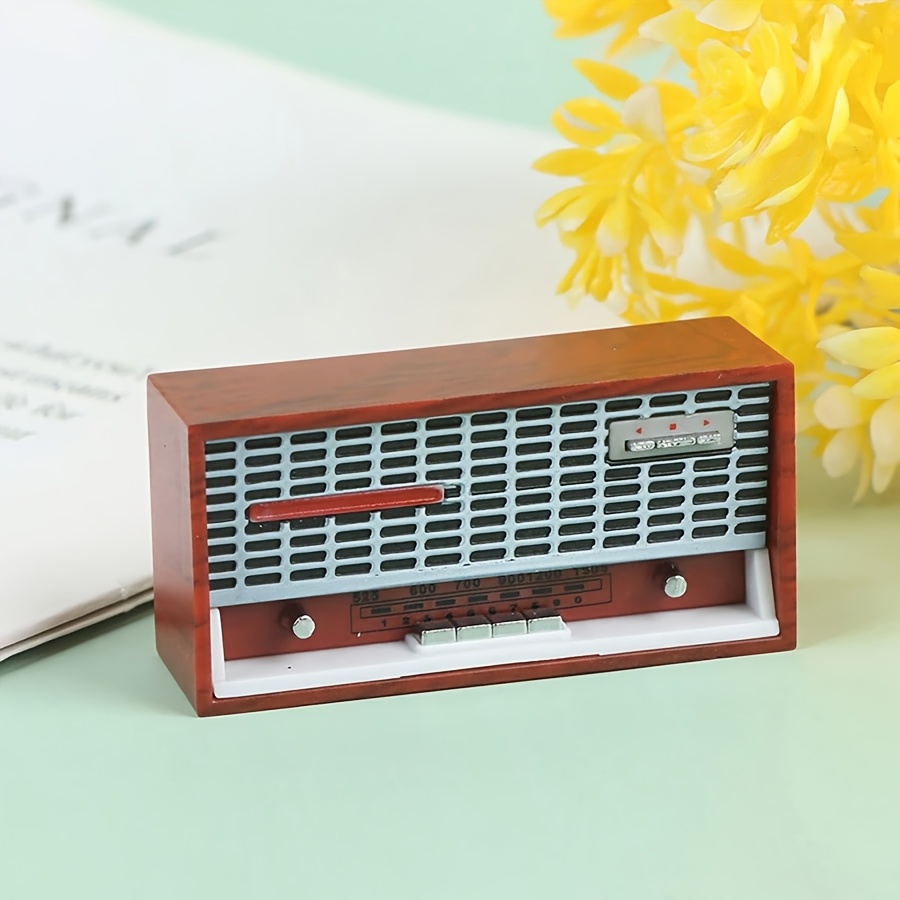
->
[703,419,710,426]
[635,427,642,434]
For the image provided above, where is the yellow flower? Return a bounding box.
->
[535,63,707,300]
[825,193,900,272]
[683,5,877,243]
[543,0,669,50]
[539,0,900,497]
[639,0,764,55]
[816,326,900,493]
[640,236,854,389]
[812,384,880,499]
[820,326,900,398]
[694,0,764,32]
[812,197,900,328]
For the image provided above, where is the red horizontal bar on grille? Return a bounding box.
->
[247,485,445,523]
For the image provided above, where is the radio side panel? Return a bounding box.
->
[147,382,198,707]
[765,366,797,650]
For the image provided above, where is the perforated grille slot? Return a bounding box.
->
[204,383,773,606]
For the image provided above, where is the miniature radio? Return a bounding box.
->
[147,317,796,716]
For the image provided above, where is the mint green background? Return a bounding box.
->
[92,0,603,130]
[2,3,900,898]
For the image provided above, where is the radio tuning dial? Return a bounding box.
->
[656,562,688,598]
[281,610,316,640]
[664,574,688,598]
[290,615,316,639]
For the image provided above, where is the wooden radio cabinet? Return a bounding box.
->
[147,317,795,716]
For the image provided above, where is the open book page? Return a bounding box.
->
[0,0,620,658]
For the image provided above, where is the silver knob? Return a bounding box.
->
[664,574,688,598]
[288,614,316,640]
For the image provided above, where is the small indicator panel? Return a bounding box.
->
[608,410,735,462]
[350,567,610,634]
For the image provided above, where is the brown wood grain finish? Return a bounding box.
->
[147,317,796,716]
[147,387,198,704]
[764,366,797,650]
[148,317,787,430]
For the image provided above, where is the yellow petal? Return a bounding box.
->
[871,396,900,465]
[544,0,609,38]
[573,244,600,293]
[872,461,896,494]
[550,109,613,148]
[761,117,807,159]
[797,4,845,110]
[654,82,696,120]
[748,21,797,105]
[552,20,603,39]
[696,0,763,31]
[639,9,709,46]
[644,271,734,303]
[876,140,900,190]
[633,199,684,259]
[597,193,630,255]
[878,16,900,83]
[759,169,815,209]
[533,148,602,176]
[819,162,877,206]
[588,255,613,299]
[826,121,876,164]
[621,85,665,142]
[676,159,711,185]
[683,112,760,163]
[813,251,860,279]
[818,326,900,369]
[853,444,874,501]
[556,235,595,294]
[543,0,600,19]
[883,81,900,139]
[695,38,753,89]
[562,97,621,129]
[860,265,900,309]
[736,293,767,335]
[852,362,900,399]
[814,384,875,428]
[760,68,784,111]
[827,87,850,149]
[835,230,900,266]
[706,236,770,276]
[822,428,861,477]
[763,177,819,243]
[717,124,822,216]
[535,185,585,223]
[581,148,639,185]
[796,399,819,433]
[573,59,641,100]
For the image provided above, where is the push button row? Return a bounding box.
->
[412,609,564,645]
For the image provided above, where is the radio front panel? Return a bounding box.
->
[203,383,772,607]
[148,318,796,716]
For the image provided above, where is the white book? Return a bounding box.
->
[0,0,619,659]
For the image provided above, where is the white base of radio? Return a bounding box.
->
[210,549,779,699]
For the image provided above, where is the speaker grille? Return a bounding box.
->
[204,383,772,606]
